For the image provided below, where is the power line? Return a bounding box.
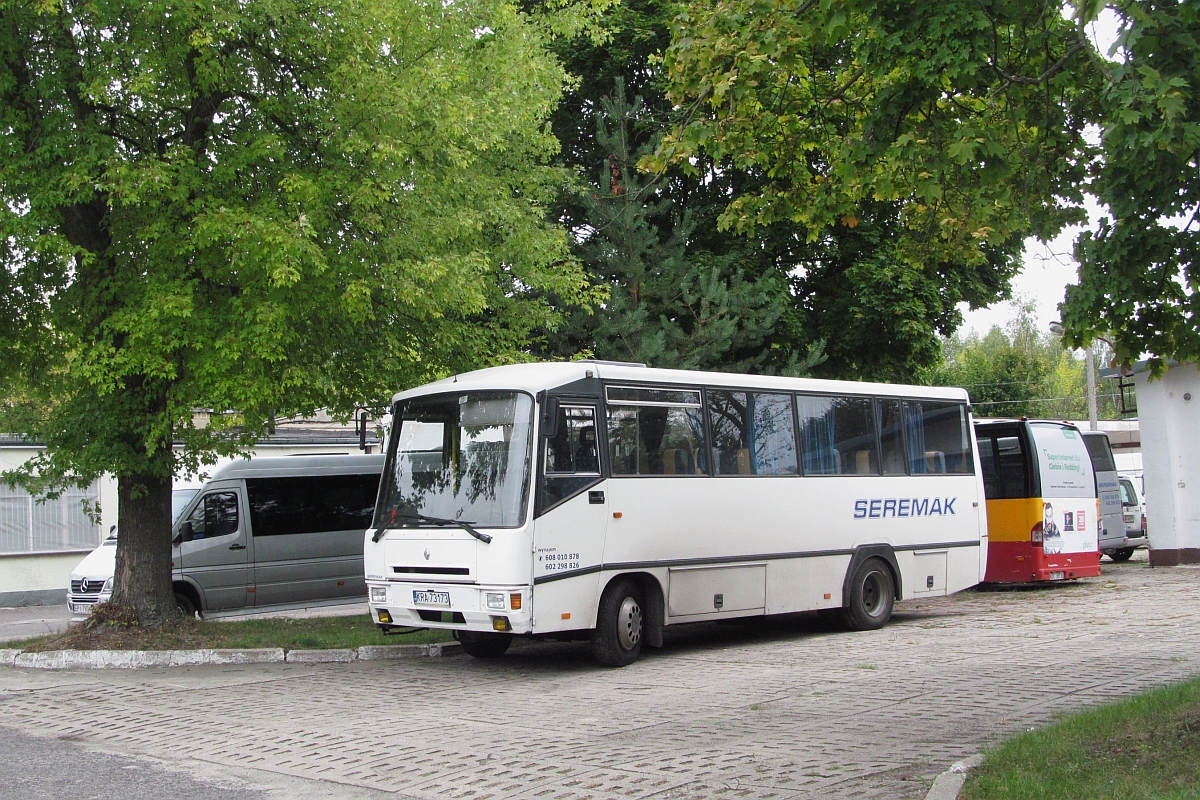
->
[972,394,1121,406]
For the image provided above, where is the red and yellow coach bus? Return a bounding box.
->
[974,419,1101,583]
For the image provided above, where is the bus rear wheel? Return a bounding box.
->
[840,558,895,631]
[592,578,644,667]
[457,630,513,659]
[1108,548,1137,562]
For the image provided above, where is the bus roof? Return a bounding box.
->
[392,362,971,404]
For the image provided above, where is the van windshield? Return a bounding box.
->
[375,392,534,529]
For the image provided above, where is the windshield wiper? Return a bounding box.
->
[373,513,492,544]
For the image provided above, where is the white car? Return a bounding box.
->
[67,487,200,615]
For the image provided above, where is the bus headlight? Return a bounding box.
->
[370,586,388,604]
[485,592,506,610]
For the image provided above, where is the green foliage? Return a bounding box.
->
[547,83,816,372]
[0,0,597,495]
[1063,1,1200,373]
[641,0,1104,379]
[929,300,1122,420]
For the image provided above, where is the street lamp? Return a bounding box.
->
[1049,320,1097,431]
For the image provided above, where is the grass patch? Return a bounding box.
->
[9,614,453,653]
[963,677,1200,800]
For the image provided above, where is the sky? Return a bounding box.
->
[959,196,1107,338]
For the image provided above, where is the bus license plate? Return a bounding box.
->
[413,590,450,607]
[1049,571,1065,581]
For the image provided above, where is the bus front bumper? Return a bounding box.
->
[368,581,532,634]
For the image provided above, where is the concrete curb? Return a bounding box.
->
[925,754,984,800]
[0,642,462,670]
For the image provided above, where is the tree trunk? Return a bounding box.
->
[112,470,177,625]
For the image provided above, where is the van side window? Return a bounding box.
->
[904,401,974,474]
[797,395,878,475]
[708,390,798,475]
[189,492,239,539]
[247,475,380,537]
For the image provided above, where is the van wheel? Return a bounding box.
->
[592,578,644,667]
[840,558,895,631]
[457,631,512,659]
[1108,548,1136,562]
[174,592,198,619]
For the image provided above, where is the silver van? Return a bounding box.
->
[69,455,384,616]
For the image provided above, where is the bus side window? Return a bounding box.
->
[606,387,706,476]
[905,401,975,475]
[540,406,601,510]
[797,395,879,475]
[876,399,905,475]
[709,390,798,476]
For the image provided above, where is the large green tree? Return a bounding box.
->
[1063,0,1200,372]
[0,0,596,622]
[538,1,817,374]
[645,0,1102,379]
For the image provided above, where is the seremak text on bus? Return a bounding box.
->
[364,362,989,666]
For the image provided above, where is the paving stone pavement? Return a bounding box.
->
[2,553,1198,800]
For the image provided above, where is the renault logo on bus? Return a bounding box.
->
[423,548,430,561]
[854,498,958,518]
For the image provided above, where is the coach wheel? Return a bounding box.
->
[457,630,513,659]
[840,558,895,631]
[592,578,644,667]
[1108,548,1136,563]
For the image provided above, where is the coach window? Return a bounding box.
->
[607,386,707,475]
[709,390,798,475]
[876,399,906,475]
[540,405,601,509]
[796,395,879,475]
[904,401,974,474]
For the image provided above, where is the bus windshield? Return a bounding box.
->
[375,391,534,529]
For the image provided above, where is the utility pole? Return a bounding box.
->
[1085,344,1098,430]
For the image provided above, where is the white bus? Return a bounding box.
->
[365,362,987,666]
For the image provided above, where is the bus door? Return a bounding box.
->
[532,401,607,631]
[1082,431,1124,552]
[978,425,1042,582]
[1027,423,1101,579]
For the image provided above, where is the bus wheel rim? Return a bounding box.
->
[862,572,884,615]
[617,596,642,650]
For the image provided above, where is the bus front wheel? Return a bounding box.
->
[592,579,644,667]
[840,558,895,631]
[457,631,513,659]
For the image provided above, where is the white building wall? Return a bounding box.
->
[1134,362,1200,564]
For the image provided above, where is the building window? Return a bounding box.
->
[0,483,101,555]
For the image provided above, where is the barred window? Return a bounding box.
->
[0,483,101,555]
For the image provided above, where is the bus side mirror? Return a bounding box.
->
[179,520,194,543]
[540,396,560,439]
